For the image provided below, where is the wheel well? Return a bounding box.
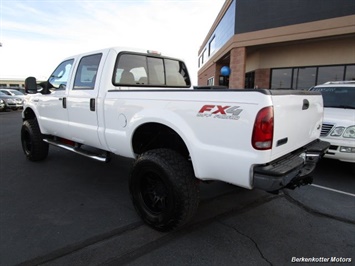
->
[132,123,189,159]
[23,108,36,121]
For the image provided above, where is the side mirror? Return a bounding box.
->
[25,76,38,94]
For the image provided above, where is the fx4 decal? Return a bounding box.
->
[197,105,243,120]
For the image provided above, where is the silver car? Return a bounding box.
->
[0,91,23,111]
[0,88,26,99]
[0,99,5,111]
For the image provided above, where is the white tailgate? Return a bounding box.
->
[270,92,323,160]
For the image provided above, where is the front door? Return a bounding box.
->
[36,59,74,137]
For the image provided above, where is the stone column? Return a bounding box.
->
[229,47,246,89]
[255,69,271,89]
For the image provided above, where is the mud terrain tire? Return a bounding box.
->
[129,149,199,231]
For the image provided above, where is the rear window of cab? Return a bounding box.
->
[112,52,191,87]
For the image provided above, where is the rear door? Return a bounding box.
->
[270,91,323,160]
[66,52,106,148]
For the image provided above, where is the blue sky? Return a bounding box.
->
[0,0,225,84]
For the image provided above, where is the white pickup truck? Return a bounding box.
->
[22,47,329,231]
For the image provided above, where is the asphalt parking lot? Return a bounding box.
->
[1,111,354,266]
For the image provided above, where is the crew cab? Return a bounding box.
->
[21,47,329,231]
[310,81,355,163]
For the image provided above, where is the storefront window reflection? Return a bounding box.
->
[271,64,354,90]
[317,66,344,84]
[293,67,316,90]
[345,65,355,81]
[271,69,292,89]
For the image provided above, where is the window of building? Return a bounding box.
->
[208,36,216,56]
[345,65,355,80]
[74,53,102,90]
[293,67,316,90]
[198,1,235,70]
[0,84,6,87]
[207,77,214,86]
[201,49,206,65]
[317,66,344,84]
[245,71,255,88]
[198,49,207,68]
[271,64,354,90]
[271,68,292,89]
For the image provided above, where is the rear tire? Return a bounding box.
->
[129,149,199,231]
[21,119,49,161]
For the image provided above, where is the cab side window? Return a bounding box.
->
[73,53,102,90]
[48,59,74,90]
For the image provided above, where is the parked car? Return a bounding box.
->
[0,99,5,111]
[0,88,26,99]
[310,81,355,163]
[0,91,23,111]
[15,88,27,95]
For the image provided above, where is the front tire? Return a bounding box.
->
[129,149,199,231]
[21,119,49,161]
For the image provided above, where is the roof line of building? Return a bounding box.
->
[198,14,355,74]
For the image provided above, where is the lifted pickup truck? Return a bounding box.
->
[22,47,329,231]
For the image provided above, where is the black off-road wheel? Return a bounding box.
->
[21,119,49,161]
[129,149,199,231]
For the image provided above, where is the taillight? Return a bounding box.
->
[252,106,274,150]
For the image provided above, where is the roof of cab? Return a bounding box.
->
[63,46,160,60]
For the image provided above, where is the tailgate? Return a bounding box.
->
[270,90,323,160]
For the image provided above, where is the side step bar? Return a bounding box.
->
[43,138,110,162]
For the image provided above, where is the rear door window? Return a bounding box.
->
[73,53,102,90]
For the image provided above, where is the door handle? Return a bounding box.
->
[302,99,309,110]
[90,98,95,111]
[62,97,67,109]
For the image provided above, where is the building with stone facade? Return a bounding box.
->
[197,0,355,89]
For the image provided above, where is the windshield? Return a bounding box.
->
[10,90,24,95]
[0,90,11,96]
[311,86,355,109]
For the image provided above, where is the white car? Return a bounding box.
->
[310,81,355,163]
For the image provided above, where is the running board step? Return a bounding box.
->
[43,138,110,162]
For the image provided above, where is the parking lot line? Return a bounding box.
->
[311,184,355,197]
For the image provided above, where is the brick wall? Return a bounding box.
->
[198,64,216,85]
[255,69,271,89]
[229,47,246,89]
